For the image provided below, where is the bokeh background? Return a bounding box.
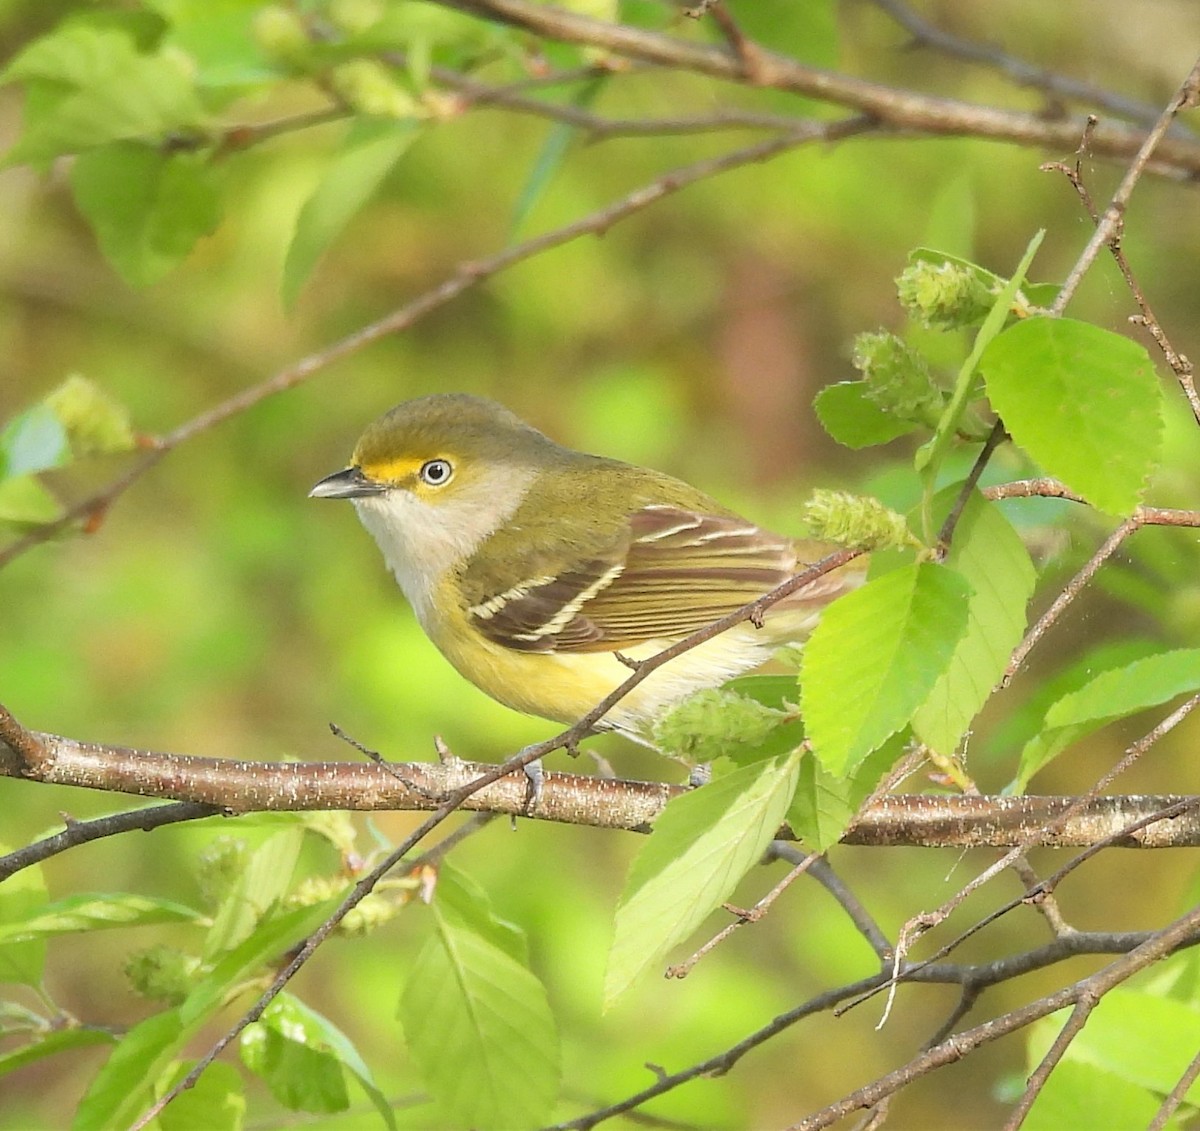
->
[3,1,1200,1126]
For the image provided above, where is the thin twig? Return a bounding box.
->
[983,479,1200,527]
[936,420,1007,553]
[797,851,894,961]
[0,801,219,882]
[1009,855,1072,939]
[867,0,1170,127]
[842,788,1200,1019]
[1050,57,1200,315]
[213,106,349,155]
[706,4,767,84]
[665,846,823,980]
[551,915,1200,1131]
[428,58,807,136]
[1147,1042,1200,1131]
[1043,102,1200,421]
[1001,517,1138,688]
[434,0,1200,178]
[789,906,1200,1130]
[1001,998,1094,1131]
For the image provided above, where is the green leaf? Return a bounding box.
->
[203,827,304,959]
[158,1,278,92]
[82,907,341,1126]
[0,476,63,529]
[3,25,206,165]
[282,118,420,309]
[814,381,914,448]
[0,849,47,987]
[399,865,559,1129]
[913,491,1035,754]
[1027,988,1200,1121]
[1023,1060,1168,1131]
[1015,648,1200,791]
[433,863,529,965]
[182,899,341,1026]
[982,317,1164,515]
[242,994,394,1127]
[0,403,69,476]
[1070,989,1200,1098]
[240,996,349,1115]
[0,892,203,945]
[0,1027,117,1079]
[605,752,801,1006]
[802,562,972,774]
[986,637,1162,759]
[787,734,907,851]
[509,75,605,238]
[157,1060,245,1131]
[71,144,222,286]
[73,1009,185,1131]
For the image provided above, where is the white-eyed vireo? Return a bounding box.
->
[310,394,862,737]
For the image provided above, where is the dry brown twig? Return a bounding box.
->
[1042,101,1200,420]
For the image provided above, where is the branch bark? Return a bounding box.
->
[432,0,1200,178]
[4,705,1199,849]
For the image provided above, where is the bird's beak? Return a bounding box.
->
[308,466,386,499]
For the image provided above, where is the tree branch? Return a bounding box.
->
[432,0,1200,178]
[866,0,1171,127]
[6,704,1200,858]
[791,904,1200,1130]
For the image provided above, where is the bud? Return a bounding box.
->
[652,688,789,765]
[339,892,400,937]
[125,945,200,1004]
[195,836,248,911]
[286,875,347,908]
[896,260,994,330]
[330,60,419,119]
[252,6,312,67]
[43,376,135,458]
[803,489,918,552]
[852,331,946,427]
[328,0,386,35]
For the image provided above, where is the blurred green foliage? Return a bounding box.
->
[2,0,1200,1127]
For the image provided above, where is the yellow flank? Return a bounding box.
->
[422,570,821,734]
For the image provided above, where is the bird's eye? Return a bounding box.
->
[418,458,454,486]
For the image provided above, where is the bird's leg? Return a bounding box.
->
[521,758,544,815]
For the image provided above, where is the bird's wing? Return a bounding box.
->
[466,504,852,654]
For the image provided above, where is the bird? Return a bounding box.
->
[310,393,862,740]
